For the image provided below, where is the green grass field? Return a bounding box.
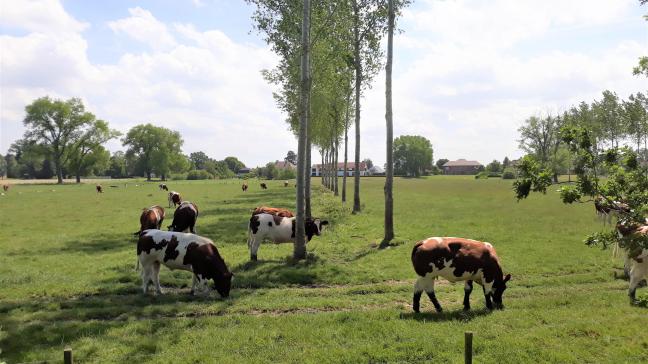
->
[1,176,646,363]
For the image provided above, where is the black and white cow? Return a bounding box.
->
[137,230,232,297]
[411,237,511,312]
[168,191,181,208]
[247,213,328,261]
[168,201,199,233]
[159,183,168,191]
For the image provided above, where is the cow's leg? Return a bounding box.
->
[463,280,474,311]
[191,274,198,295]
[250,237,260,261]
[415,274,441,312]
[141,265,153,294]
[483,282,494,310]
[623,255,632,279]
[629,261,647,303]
[152,261,162,295]
[413,278,424,313]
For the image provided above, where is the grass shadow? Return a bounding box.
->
[399,308,493,322]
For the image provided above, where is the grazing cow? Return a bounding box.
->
[252,206,294,218]
[168,191,181,208]
[260,183,268,190]
[2,185,9,192]
[247,213,328,261]
[284,181,289,187]
[242,183,248,192]
[616,220,648,299]
[159,183,168,191]
[411,237,511,312]
[595,196,630,225]
[96,185,103,193]
[134,205,166,236]
[137,229,232,297]
[168,201,199,233]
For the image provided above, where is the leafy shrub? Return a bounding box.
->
[170,173,187,180]
[475,171,489,179]
[187,170,213,180]
[502,168,516,179]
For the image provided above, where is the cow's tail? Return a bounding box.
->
[411,241,426,276]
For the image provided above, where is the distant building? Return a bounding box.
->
[442,159,483,175]
[369,165,385,175]
[237,167,251,177]
[274,161,296,170]
[311,162,368,177]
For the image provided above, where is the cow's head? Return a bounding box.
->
[213,271,233,298]
[305,218,329,240]
[492,273,511,309]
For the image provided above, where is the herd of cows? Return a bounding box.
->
[3,179,646,310]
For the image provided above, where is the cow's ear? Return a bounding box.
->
[504,274,511,283]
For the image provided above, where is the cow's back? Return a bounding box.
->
[412,237,498,279]
[138,230,212,271]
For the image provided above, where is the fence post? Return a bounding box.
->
[64,347,73,364]
[464,331,473,364]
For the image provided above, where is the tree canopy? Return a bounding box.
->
[122,124,188,181]
[393,135,433,177]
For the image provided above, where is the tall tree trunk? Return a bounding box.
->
[76,170,81,184]
[382,0,395,246]
[294,0,310,260]
[352,7,362,213]
[146,171,152,181]
[320,150,324,183]
[305,107,312,218]
[334,135,339,196]
[342,93,350,202]
[55,154,63,184]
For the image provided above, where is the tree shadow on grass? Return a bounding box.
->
[399,308,493,322]
[230,254,333,289]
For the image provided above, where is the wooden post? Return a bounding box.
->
[464,331,473,364]
[64,347,73,364]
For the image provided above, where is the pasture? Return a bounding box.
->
[1,177,647,363]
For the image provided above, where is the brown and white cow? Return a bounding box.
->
[260,183,268,190]
[159,183,168,191]
[2,185,9,192]
[168,191,181,208]
[242,183,248,192]
[616,221,648,302]
[595,196,630,225]
[137,230,232,297]
[168,201,199,233]
[96,185,103,193]
[247,213,328,261]
[411,237,511,312]
[134,205,166,236]
[252,206,294,218]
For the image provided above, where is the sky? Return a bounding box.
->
[1,0,647,168]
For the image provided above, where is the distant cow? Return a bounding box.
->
[137,229,232,297]
[242,183,248,192]
[411,237,511,312]
[168,201,199,233]
[2,185,9,192]
[168,191,181,208]
[284,181,289,187]
[134,205,166,236]
[595,196,630,225]
[96,185,103,193]
[260,183,268,190]
[247,213,328,261]
[159,183,168,191]
[252,206,294,218]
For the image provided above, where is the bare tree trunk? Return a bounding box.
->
[320,150,324,184]
[55,154,63,184]
[334,135,339,196]
[342,93,350,202]
[294,0,310,260]
[381,0,395,247]
[352,6,362,213]
[305,105,312,218]
[76,170,81,184]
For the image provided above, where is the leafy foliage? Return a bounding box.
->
[393,135,433,177]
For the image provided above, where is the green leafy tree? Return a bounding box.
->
[285,150,297,165]
[633,1,648,77]
[486,160,502,173]
[122,124,186,181]
[593,90,624,148]
[622,92,648,154]
[393,135,433,177]
[0,154,6,178]
[502,157,511,169]
[108,151,128,178]
[224,156,245,173]
[189,151,211,170]
[68,120,120,183]
[4,154,20,178]
[8,139,54,179]
[22,97,96,183]
[518,114,564,182]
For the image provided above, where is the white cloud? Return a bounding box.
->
[0,0,88,34]
[108,7,177,51]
